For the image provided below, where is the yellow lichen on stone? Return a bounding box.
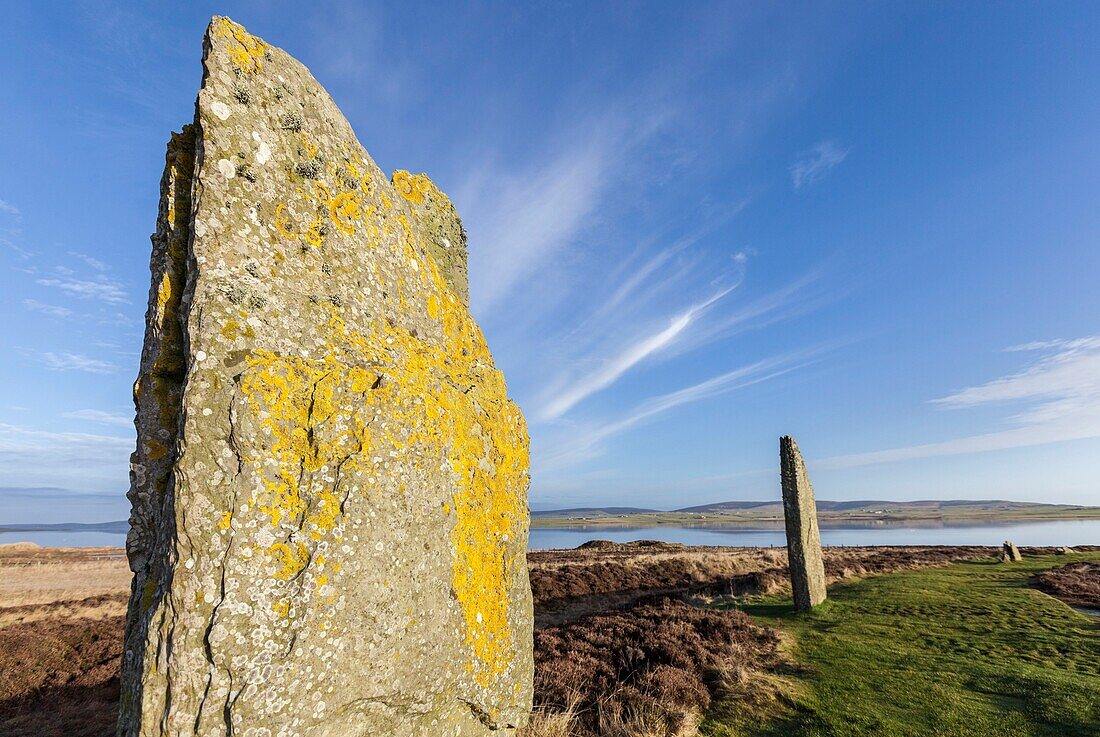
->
[273,170,375,247]
[329,191,361,234]
[123,18,531,734]
[303,215,325,246]
[274,204,298,240]
[156,273,173,311]
[215,18,267,74]
[236,239,527,684]
[392,169,430,204]
[300,133,319,159]
[267,540,310,580]
[383,221,527,686]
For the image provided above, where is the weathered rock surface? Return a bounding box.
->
[121,17,532,737]
[1001,541,1023,562]
[779,436,827,611]
[390,170,470,306]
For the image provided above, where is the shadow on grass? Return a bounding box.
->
[0,681,118,737]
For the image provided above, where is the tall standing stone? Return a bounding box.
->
[121,17,532,736]
[780,436,827,611]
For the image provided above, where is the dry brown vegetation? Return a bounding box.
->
[2,540,1042,736]
[0,614,123,737]
[0,544,128,737]
[1032,560,1100,608]
[528,541,997,626]
[0,543,130,612]
[524,598,786,737]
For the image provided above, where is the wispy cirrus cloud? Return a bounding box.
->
[40,351,118,374]
[539,283,739,420]
[36,275,127,304]
[0,423,132,493]
[665,268,826,360]
[460,137,616,315]
[22,299,73,318]
[539,353,806,468]
[62,409,132,427]
[822,336,1100,469]
[790,140,849,189]
[67,251,109,272]
[457,89,677,320]
[0,197,29,258]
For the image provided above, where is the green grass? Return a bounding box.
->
[702,554,1100,737]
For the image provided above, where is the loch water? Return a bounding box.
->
[528,519,1100,550]
[4,519,1099,550]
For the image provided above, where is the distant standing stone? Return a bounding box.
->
[1055,546,1076,555]
[780,436,827,611]
[1002,541,1023,562]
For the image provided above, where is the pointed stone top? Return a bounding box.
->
[780,435,810,486]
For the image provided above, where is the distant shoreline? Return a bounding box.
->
[4,501,1099,535]
[0,521,128,534]
[531,505,1100,529]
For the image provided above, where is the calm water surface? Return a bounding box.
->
[529,519,1100,550]
[4,519,1099,549]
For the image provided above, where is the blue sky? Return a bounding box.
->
[2,2,1099,522]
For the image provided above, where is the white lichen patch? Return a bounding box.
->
[211,100,233,120]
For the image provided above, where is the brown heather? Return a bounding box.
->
[525,599,784,737]
[0,613,124,737]
[1032,561,1100,608]
[10,543,1090,735]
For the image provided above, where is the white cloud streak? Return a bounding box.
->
[0,423,132,493]
[67,251,108,272]
[0,198,20,216]
[539,284,737,420]
[37,276,127,304]
[791,140,849,189]
[22,299,72,318]
[539,354,802,468]
[463,143,609,314]
[62,409,133,427]
[660,268,824,361]
[41,352,118,374]
[822,336,1100,469]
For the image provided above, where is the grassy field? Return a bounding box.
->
[704,553,1100,736]
[4,544,1096,736]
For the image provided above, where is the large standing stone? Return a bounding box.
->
[121,17,532,736]
[1001,541,1023,562]
[780,436,827,611]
